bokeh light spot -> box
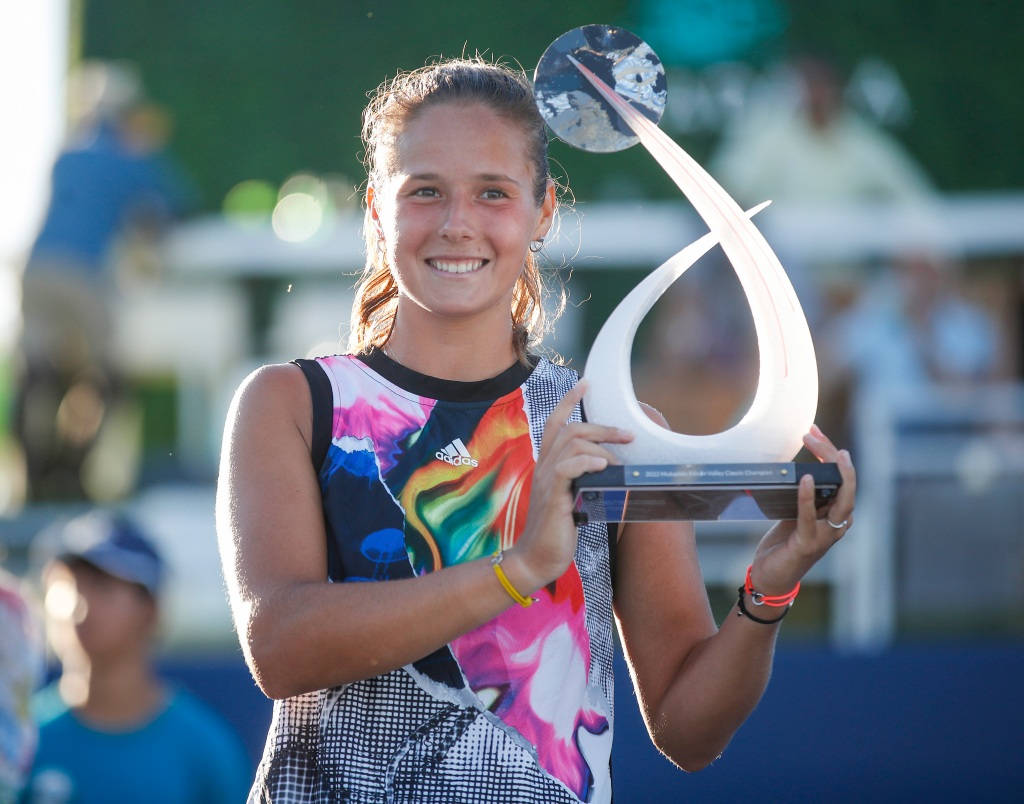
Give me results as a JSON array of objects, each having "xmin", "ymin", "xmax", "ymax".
[
  {"xmin": 223, "ymin": 179, "xmax": 277, "ymax": 225},
  {"xmin": 272, "ymin": 192, "xmax": 324, "ymax": 242}
]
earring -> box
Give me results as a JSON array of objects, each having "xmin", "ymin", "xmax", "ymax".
[{"xmin": 529, "ymin": 238, "xmax": 544, "ymax": 253}]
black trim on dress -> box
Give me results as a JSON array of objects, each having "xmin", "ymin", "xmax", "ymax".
[
  {"xmin": 292, "ymin": 358, "xmax": 332, "ymax": 472},
  {"xmin": 358, "ymin": 347, "xmax": 537, "ymax": 403}
]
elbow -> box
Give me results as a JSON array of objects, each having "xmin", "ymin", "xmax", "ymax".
[
  {"xmin": 245, "ymin": 629, "xmax": 292, "ymax": 700},
  {"xmin": 243, "ymin": 609, "xmax": 311, "ymax": 700},
  {"xmin": 650, "ymin": 728, "xmax": 730, "ymax": 774},
  {"xmin": 248, "ymin": 654, "xmax": 296, "ymax": 701},
  {"xmin": 673, "ymin": 751, "xmax": 722, "ymax": 774}
]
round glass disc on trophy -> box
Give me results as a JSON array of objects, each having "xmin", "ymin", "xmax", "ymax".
[{"xmin": 534, "ymin": 24, "xmax": 667, "ymax": 153}]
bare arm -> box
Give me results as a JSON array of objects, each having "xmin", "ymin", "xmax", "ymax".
[
  {"xmin": 216, "ymin": 367, "xmax": 629, "ymax": 698},
  {"xmin": 615, "ymin": 416, "xmax": 857, "ymax": 770}
]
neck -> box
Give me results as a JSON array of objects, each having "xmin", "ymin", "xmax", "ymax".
[
  {"xmin": 59, "ymin": 652, "xmax": 165, "ymax": 728},
  {"xmin": 385, "ymin": 304, "xmax": 520, "ymax": 381}
]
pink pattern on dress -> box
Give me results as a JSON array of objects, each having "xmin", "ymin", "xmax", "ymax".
[
  {"xmin": 321, "ymin": 356, "xmax": 432, "ymax": 474},
  {"xmin": 450, "ymin": 564, "xmax": 608, "ymax": 800}
]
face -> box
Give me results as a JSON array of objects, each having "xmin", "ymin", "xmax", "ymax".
[
  {"xmin": 368, "ymin": 101, "xmax": 555, "ymax": 329},
  {"xmin": 43, "ymin": 559, "xmax": 155, "ymax": 665}
]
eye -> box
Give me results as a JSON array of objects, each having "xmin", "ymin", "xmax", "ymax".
[
  {"xmin": 410, "ymin": 186, "xmax": 439, "ymax": 198},
  {"xmin": 481, "ymin": 188, "xmax": 509, "ymax": 200}
]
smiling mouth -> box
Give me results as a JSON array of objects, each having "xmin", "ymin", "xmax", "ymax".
[{"xmin": 427, "ymin": 258, "xmax": 488, "ymax": 274}]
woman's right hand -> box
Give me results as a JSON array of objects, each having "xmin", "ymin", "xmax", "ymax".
[{"xmin": 509, "ymin": 380, "xmax": 634, "ymax": 591}]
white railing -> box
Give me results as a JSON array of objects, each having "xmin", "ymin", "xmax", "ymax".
[{"xmin": 162, "ymin": 192, "xmax": 1024, "ymax": 275}]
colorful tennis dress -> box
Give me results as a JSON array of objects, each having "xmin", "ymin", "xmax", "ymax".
[{"xmin": 249, "ymin": 350, "xmax": 615, "ymax": 803}]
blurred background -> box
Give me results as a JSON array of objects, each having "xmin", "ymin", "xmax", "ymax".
[{"xmin": 1, "ymin": 0, "xmax": 1021, "ymax": 801}]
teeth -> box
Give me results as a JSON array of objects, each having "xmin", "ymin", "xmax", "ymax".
[{"xmin": 430, "ymin": 259, "xmax": 485, "ymax": 274}]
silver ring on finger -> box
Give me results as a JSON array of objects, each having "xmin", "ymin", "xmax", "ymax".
[{"xmin": 826, "ymin": 518, "xmax": 848, "ymax": 530}]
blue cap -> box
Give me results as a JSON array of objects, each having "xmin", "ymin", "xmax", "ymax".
[{"xmin": 56, "ymin": 511, "xmax": 164, "ymax": 597}]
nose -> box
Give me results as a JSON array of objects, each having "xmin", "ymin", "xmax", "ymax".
[{"xmin": 439, "ymin": 194, "xmax": 474, "ymax": 241}]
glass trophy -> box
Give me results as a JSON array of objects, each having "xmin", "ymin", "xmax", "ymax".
[{"xmin": 534, "ymin": 25, "xmax": 842, "ymax": 523}]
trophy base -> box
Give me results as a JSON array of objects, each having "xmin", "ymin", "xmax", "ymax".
[{"xmin": 571, "ymin": 462, "xmax": 842, "ymax": 523}]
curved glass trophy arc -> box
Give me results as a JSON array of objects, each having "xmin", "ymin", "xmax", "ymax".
[
  {"xmin": 570, "ymin": 53, "xmax": 817, "ymax": 464},
  {"xmin": 536, "ymin": 26, "xmax": 837, "ymax": 522},
  {"xmin": 534, "ymin": 29, "xmax": 816, "ymax": 464}
]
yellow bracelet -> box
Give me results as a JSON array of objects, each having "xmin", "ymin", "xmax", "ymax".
[{"xmin": 490, "ymin": 551, "xmax": 536, "ymax": 607}]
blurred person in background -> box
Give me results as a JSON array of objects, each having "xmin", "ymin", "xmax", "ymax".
[
  {"xmin": 710, "ymin": 54, "xmax": 936, "ymax": 313},
  {"xmin": 21, "ymin": 511, "xmax": 250, "ymax": 803},
  {"xmin": 0, "ymin": 564, "xmax": 43, "ymax": 804},
  {"xmin": 217, "ymin": 56, "xmax": 857, "ymax": 802},
  {"xmin": 707, "ymin": 53, "xmax": 947, "ymax": 442},
  {"xmin": 817, "ymin": 250, "xmax": 1001, "ymax": 434},
  {"xmin": 11, "ymin": 61, "xmax": 192, "ymax": 504}
]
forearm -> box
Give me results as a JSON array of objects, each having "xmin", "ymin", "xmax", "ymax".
[
  {"xmin": 239, "ymin": 549, "xmax": 536, "ymax": 698},
  {"xmin": 652, "ymin": 594, "xmax": 782, "ymax": 770},
  {"xmin": 617, "ymin": 428, "xmax": 857, "ymax": 772}
]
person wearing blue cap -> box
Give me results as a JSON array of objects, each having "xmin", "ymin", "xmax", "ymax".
[{"xmin": 20, "ymin": 511, "xmax": 251, "ymax": 804}]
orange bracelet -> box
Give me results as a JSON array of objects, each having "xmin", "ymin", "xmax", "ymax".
[{"xmin": 744, "ymin": 565, "xmax": 800, "ymax": 608}]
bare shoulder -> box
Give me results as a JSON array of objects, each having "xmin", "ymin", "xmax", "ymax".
[
  {"xmin": 217, "ymin": 361, "xmax": 327, "ymax": 586},
  {"xmin": 227, "ymin": 362, "xmax": 314, "ymax": 449},
  {"xmin": 232, "ymin": 362, "xmax": 310, "ymax": 410}
]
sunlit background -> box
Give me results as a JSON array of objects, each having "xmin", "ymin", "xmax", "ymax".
[{"xmin": 2, "ymin": 1, "xmax": 1022, "ymax": 800}]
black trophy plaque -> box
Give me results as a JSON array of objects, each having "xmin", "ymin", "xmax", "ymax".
[{"xmin": 571, "ymin": 463, "xmax": 842, "ymax": 524}]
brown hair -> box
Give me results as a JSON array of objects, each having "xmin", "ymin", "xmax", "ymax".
[{"xmin": 348, "ymin": 56, "xmax": 561, "ymax": 363}]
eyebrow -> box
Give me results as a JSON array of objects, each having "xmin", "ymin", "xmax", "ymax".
[{"xmin": 407, "ymin": 172, "xmax": 522, "ymax": 186}]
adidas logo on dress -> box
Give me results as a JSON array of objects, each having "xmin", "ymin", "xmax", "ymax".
[{"xmin": 435, "ymin": 438, "xmax": 479, "ymax": 467}]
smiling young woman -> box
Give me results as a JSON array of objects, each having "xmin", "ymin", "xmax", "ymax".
[
  {"xmin": 365, "ymin": 100, "xmax": 556, "ymax": 378},
  {"xmin": 216, "ymin": 56, "xmax": 857, "ymax": 804}
]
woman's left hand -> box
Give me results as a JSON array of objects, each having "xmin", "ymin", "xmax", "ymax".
[{"xmin": 747, "ymin": 424, "xmax": 857, "ymax": 595}]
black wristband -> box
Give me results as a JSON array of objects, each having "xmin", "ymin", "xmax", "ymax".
[{"xmin": 736, "ymin": 585, "xmax": 790, "ymax": 624}]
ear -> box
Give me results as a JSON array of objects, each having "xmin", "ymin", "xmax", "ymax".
[
  {"xmin": 366, "ymin": 184, "xmax": 390, "ymax": 250},
  {"xmin": 366, "ymin": 184, "xmax": 382, "ymax": 229},
  {"xmin": 532, "ymin": 181, "xmax": 556, "ymax": 241}
]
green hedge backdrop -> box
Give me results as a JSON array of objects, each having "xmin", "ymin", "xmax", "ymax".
[{"xmin": 81, "ymin": 0, "xmax": 1023, "ymax": 211}]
